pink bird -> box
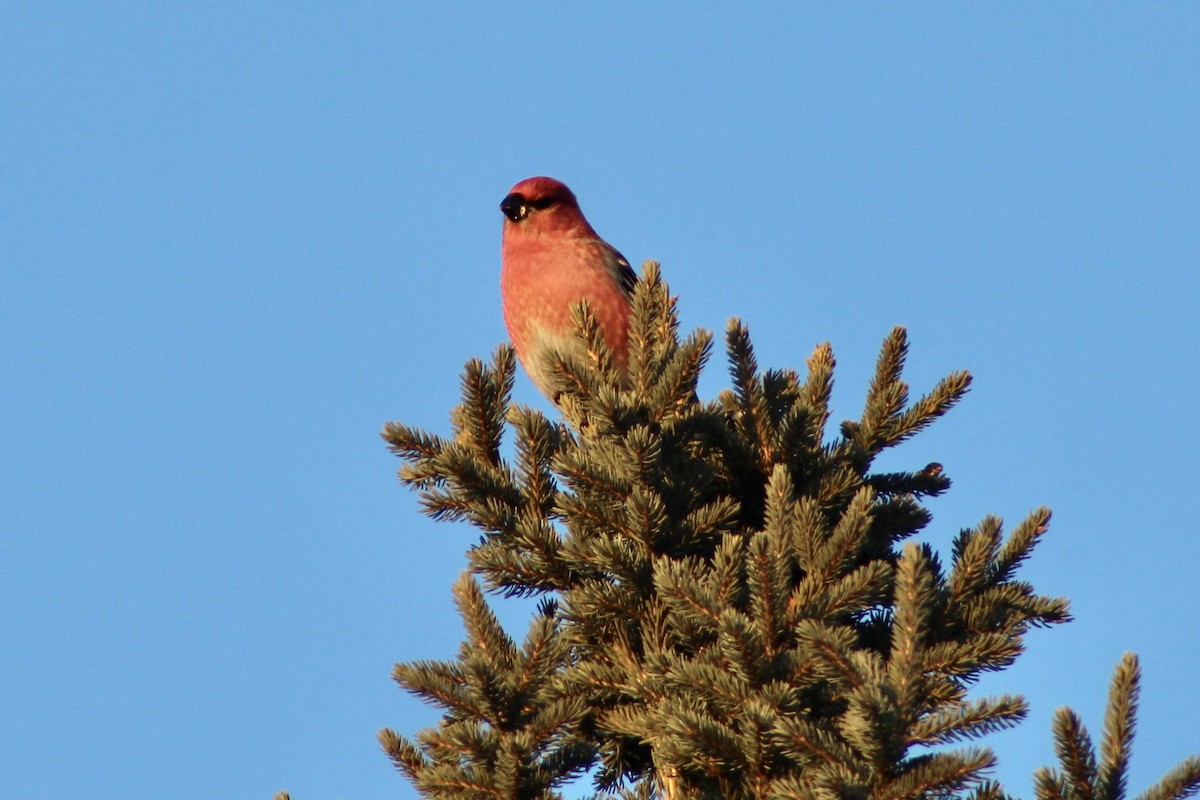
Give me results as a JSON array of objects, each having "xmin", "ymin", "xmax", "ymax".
[{"xmin": 499, "ymin": 176, "xmax": 636, "ymax": 402}]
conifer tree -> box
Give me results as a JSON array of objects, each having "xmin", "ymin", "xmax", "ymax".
[{"xmin": 371, "ymin": 263, "xmax": 1199, "ymax": 800}]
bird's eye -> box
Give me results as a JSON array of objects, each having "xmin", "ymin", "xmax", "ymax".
[{"xmin": 530, "ymin": 196, "xmax": 557, "ymax": 210}]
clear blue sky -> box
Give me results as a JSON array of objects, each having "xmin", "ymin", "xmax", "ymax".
[{"xmin": 3, "ymin": 5, "xmax": 1197, "ymax": 799}]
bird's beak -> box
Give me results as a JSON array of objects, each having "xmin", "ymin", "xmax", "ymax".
[{"xmin": 499, "ymin": 193, "xmax": 528, "ymax": 222}]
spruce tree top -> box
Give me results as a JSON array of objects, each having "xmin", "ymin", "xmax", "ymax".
[{"xmin": 369, "ymin": 263, "xmax": 1197, "ymax": 800}]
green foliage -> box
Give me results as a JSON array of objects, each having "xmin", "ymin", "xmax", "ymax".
[
  {"xmin": 376, "ymin": 262, "xmax": 1193, "ymax": 800},
  {"xmin": 379, "ymin": 575, "xmax": 594, "ymax": 800},
  {"xmin": 1034, "ymin": 654, "xmax": 1200, "ymax": 800}
]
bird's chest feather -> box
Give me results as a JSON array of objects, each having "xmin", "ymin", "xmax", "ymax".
[{"xmin": 501, "ymin": 237, "xmax": 618, "ymax": 334}]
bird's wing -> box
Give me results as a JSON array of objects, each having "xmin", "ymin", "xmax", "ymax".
[{"xmin": 607, "ymin": 248, "xmax": 638, "ymax": 298}]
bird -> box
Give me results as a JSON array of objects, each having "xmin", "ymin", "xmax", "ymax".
[{"xmin": 499, "ymin": 176, "xmax": 636, "ymax": 402}]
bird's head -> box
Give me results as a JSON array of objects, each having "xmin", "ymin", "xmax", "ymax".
[{"xmin": 499, "ymin": 176, "xmax": 592, "ymax": 236}]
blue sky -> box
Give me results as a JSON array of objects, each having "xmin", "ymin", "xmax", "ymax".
[{"xmin": 3, "ymin": 4, "xmax": 1198, "ymax": 799}]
